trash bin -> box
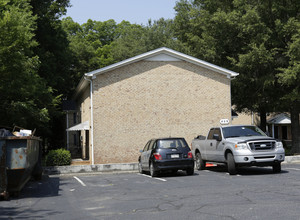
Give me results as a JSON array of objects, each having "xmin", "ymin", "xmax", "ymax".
[{"xmin": 0, "ymin": 136, "xmax": 42, "ymax": 199}]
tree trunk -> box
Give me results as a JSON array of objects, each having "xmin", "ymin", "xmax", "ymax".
[
  {"xmin": 259, "ymin": 109, "xmax": 267, "ymax": 132},
  {"xmin": 290, "ymin": 106, "xmax": 300, "ymax": 154}
]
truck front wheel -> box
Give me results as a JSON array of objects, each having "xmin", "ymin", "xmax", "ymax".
[
  {"xmin": 227, "ymin": 153, "xmax": 237, "ymax": 175},
  {"xmin": 196, "ymin": 152, "xmax": 206, "ymax": 170},
  {"xmin": 272, "ymin": 163, "xmax": 281, "ymax": 173}
]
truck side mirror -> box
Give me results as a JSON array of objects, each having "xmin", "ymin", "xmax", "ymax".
[{"xmin": 213, "ymin": 134, "xmax": 221, "ymax": 141}]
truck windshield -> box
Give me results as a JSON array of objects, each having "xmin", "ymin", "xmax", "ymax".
[{"xmin": 222, "ymin": 126, "xmax": 267, "ymax": 138}]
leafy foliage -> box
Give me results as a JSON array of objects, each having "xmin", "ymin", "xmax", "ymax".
[
  {"xmin": 173, "ymin": 0, "xmax": 300, "ymax": 151},
  {"xmin": 2, "ymin": 0, "xmax": 299, "ymax": 153},
  {"xmin": 45, "ymin": 148, "xmax": 72, "ymax": 166},
  {"xmin": 174, "ymin": 0, "xmax": 299, "ymax": 123},
  {"xmin": 62, "ymin": 17, "xmax": 187, "ymax": 76},
  {"xmin": 29, "ymin": 0, "xmax": 72, "ymax": 148},
  {"xmin": 0, "ymin": 0, "xmax": 53, "ymax": 131},
  {"xmin": 30, "ymin": 0, "xmax": 72, "ymax": 97}
]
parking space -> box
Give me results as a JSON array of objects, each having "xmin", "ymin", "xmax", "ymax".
[{"xmin": 1, "ymin": 164, "xmax": 300, "ymax": 220}]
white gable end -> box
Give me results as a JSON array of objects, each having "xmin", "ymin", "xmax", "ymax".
[
  {"xmin": 145, "ymin": 54, "xmax": 181, "ymax": 61},
  {"xmin": 268, "ymin": 113, "xmax": 291, "ymax": 124},
  {"xmin": 73, "ymin": 47, "xmax": 239, "ymax": 99}
]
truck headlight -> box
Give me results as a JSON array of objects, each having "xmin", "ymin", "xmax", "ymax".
[
  {"xmin": 235, "ymin": 143, "xmax": 248, "ymax": 150},
  {"xmin": 275, "ymin": 141, "xmax": 283, "ymax": 149}
]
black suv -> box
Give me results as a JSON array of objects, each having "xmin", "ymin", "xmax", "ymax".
[{"xmin": 138, "ymin": 137, "xmax": 194, "ymax": 177}]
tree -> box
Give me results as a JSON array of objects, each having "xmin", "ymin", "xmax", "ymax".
[
  {"xmin": 173, "ymin": 0, "xmax": 300, "ymax": 133},
  {"xmin": 62, "ymin": 18, "xmax": 118, "ymax": 77},
  {"xmin": 278, "ymin": 25, "xmax": 300, "ymax": 153},
  {"xmin": 0, "ymin": 0, "xmax": 55, "ymax": 132},
  {"xmin": 111, "ymin": 19, "xmax": 186, "ymax": 62},
  {"xmin": 111, "ymin": 21, "xmax": 148, "ymax": 62},
  {"xmin": 145, "ymin": 18, "xmax": 187, "ymax": 52},
  {"xmin": 62, "ymin": 18, "xmax": 186, "ymax": 78},
  {"xmin": 30, "ymin": 0, "xmax": 72, "ymax": 96},
  {"xmin": 30, "ymin": 0, "xmax": 72, "ymax": 148}
]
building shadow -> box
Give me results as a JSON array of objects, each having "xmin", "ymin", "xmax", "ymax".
[
  {"xmin": 203, "ymin": 164, "xmax": 289, "ymax": 176},
  {"xmin": 0, "ymin": 175, "xmax": 63, "ymax": 219}
]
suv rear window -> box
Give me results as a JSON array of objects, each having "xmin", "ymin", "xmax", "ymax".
[{"xmin": 157, "ymin": 139, "xmax": 187, "ymax": 149}]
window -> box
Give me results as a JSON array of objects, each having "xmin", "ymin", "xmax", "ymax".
[
  {"xmin": 207, "ymin": 129, "xmax": 214, "ymax": 140},
  {"xmin": 152, "ymin": 141, "xmax": 157, "ymax": 150},
  {"xmin": 149, "ymin": 140, "xmax": 155, "ymax": 150},
  {"xmin": 222, "ymin": 126, "xmax": 266, "ymax": 138},
  {"xmin": 143, "ymin": 141, "xmax": 150, "ymax": 152},
  {"xmin": 214, "ymin": 128, "xmax": 222, "ymax": 140},
  {"xmin": 157, "ymin": 139, "xmax": 188, "ymax": 149}
]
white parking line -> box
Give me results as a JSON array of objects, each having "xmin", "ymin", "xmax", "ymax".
[
  {"xmin": 74, "ymin": 176, "xmax": 86, "ymax": 186},
  {"xmin": 137, "ymin": 173, "xmax": 167, "ymax": 182}
]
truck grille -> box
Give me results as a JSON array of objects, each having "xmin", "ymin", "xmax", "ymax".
[{"xmin": 248, "ymin": 141, "xmax": 276, "ymax": 151}]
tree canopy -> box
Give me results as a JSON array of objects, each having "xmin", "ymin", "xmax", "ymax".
[
  {"xmin": 173, "ymin": 0, "xmax": 300, "ymax": 152},
  {"xmin": 0, "ymin": 0, "xmax": 54, "ymax": 133},
  {"xmin": 62, "ymin": 17, "xmax": 186, "ymax": 76},
  {"xmin": 1, "ymin": 0, "xmax": 299, "ymax": 152}
]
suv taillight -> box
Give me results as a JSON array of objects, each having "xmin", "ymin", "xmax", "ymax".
[
  {"xmin": 153, "ymin": 153, "xmax": 162, "ymax": 160},
  {"xmin": 188, "ymin": 151, "xmax": 193, "ymax": 159}
]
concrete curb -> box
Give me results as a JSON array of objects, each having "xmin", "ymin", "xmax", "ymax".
[
  {"xmin": 282, "ymin": 155, "xmax": 300, "ymax": 164},
  {"xmin": 43, "ymin": 162, "xmax": 138, "ymax": 175},
  {"xmin": 43, "ymin": 156, "xmax": 300, "ymax": 175}
]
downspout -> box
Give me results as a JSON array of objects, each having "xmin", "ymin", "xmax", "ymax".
[
  {"xmin": 66, "ymin": 111, "xmax": 69, "ymax": 150},
  {"xmin": 84, "ymin": 76, "xmax": 95, "ymax": 165}
]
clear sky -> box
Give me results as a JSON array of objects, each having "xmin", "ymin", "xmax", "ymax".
[{"xmin": 63, "ymin": 0, "xmax": 178, "ymax": 25}]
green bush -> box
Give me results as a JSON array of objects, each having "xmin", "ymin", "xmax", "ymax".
[{"xmin": 45, "ymin": 148, "xmax": 72, "ymax": 166}]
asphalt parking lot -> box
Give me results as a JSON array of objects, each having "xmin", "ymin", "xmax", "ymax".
[{"xmin": 1, "ymin": 164, "xmax": 300, "ymax": 220}]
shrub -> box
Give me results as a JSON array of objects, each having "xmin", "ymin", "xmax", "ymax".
[{"xmin": 45, "ymin": 148, "xmax": 72, "ymax": 166}]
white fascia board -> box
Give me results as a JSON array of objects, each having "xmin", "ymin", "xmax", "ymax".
[
  {"xmin": 73, "ymin": 47, "xmax": 239, "ymax": 98},
  {"xmin": 84, "ymin": 48, "xmax": 167, "ymax": 77},
  {"xmin": 85, "ymin": 47, "xmax": 239, "ymax": 78},
  {"xmin": 163, "ymin": 48, "xmax": 239, "ymax": 78}
]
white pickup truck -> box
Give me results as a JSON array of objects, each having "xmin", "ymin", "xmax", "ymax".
[{"xmin": 191, "ymin": 125, "xmax": 285, "ymax": 175}]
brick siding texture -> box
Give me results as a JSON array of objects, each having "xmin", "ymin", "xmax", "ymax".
[{"xmin": 86, "ymin": 61, "xmax": 231, "ymax": 164}]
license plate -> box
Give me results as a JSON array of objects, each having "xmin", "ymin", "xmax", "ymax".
[{"xmin": 171, "ymin": 154, "xmax": 179, "ymax": 159}]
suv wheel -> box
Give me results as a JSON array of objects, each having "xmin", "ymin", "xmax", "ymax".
[
  {"xmin": 150, "ymin": 161, "xmax": 157, "ymax": 177},
  {"xmin": 227, "ymin": 153, "xmax": 237, "ymax": 175},
  {"xmin": 196, "ymin": 152, "xmax": 206, "ymax": 170},
  {"xmin": 186, "ymin": 168, "xmax": 194, "ymax": 175},
  {"xmin": 138, "ymin": 160, "xmax": 144, "ymax": 174}
]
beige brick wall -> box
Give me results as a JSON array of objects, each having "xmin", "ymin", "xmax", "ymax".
[
  {"xmin": 88, "ymin": 61, "xmax": 231, "ymax": 164},
  {"xmin": 231, "ymin": 111, "xmax": 260, "ymax": 126},
  {"xmin": 231, "ymin": 111, "xmax": 253, "ymax": 125}
]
